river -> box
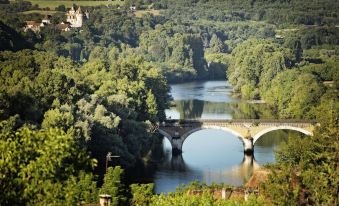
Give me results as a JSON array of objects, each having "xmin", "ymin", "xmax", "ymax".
[{"xmin": 133, "ymin": 80, "xmax": 303, "ymax": 193}]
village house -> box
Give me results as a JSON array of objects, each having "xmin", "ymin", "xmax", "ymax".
[
  {"xmin": 24, "ymin": 15, "xmax": 52, "ymax": 32},
  {"xmin": 130, "ymin": 5, "xmax": 137, "ymax": 11},
  {"xmin": 55, "ymin": 22, "xmax": 71, "ymax": 31},
  {"xmin": 24, "ymin": 21, "xmax": 42, "ymax": 32},
  {"xmin": 41, "ymin": 15, "xmax": 51, "ymax": 24}
]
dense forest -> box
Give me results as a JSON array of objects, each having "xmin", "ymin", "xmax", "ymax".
[{"xmin": 0, "ymin": 0, "xmax": 338, "ymax": 205}]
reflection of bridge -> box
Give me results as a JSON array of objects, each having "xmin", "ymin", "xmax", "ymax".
[
  {"xmin": 165, "ymin": 154, "xmax": 260, "ymax": 182},
  {"xmin": 157, "ymin": 119, "xmax": 316, "ymax": 154}
]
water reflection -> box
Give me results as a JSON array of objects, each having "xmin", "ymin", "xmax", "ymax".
[
  {"xmin": 167, "ymin": 100, "xmax": 277, "ymax": 120},
  {"xmin": 170, "ymin": 81, "xmax": 237, "ymax": 102},
  {"xmin": 155, "ymin": 151, "xmax": 260, "ymax": 193},
  {"xmin": 161, "ymin": 154, "xmax": 188, "ymax": 172},
  {"xmin": 254, "ymin": 130, "xmax": 305, "ymax": 164}
]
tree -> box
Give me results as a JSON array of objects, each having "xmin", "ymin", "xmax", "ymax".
[
  {"xmin": 41, "ymin": 107, "xmax": 74, "ymax": 132},
  {"xmin": 64, "ymin": 171, "xmax": 99, "ymax": 205},
  {"xmin": 146, "ymin": 89, "xmax": 158, "ymax": 121},
  {"xmin": 0, "ymin": 0, "xmax": 10, "ymax": 4},
  {"xmin": 55, "ymin": 4, "xmax": 66, "ymax": 12},
  {"xmin": 99, "ymin": 166, "xmax": 126, "ymax": 206},
  {"xmin": 208, "ymin": 34, "xmax": 227, "ymax": 53},
  {"xmin": 130, "ymin": 183, "xmax": 154, "ymax": 206},
  {"xmin": 228, "ymin": 39, "xmax": 291, "ymax": 99},
  {"xmin": 286, "ymin": 73, "xmax": 324, "ymax": 118},
  {"xmin": 262, "ymin": 70, "xmax": 299, "ymax": 118},
  {"xmin": 0, "ymin": 122, "xmax": 94, "ymax": 205}
]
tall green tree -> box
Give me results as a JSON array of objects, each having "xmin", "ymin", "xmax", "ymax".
[
  {"xmin": 208, "ymin": 34, "xmax": 227, "ymax": 53},
  {"xmin": 0, "ymin": 121, "xmax": 94, "ymax": 205},
  {"xmin": 99, "ymin": 166, "xmax": 126, "ymax": 206}
]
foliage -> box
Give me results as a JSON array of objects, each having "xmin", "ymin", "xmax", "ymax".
[
  {"xmin": 0, "ymin": 47, "xmax": 170, "ymax": 203},
  {"xmin": 262, "ymin": 120, "xmax": 339, "ymax": 205},
  {"xmin": 130, "ymin": 183, "xmax": 154, "ymax": 206},
  {"xmin": 228, "ymin": 36, "xmax": 338, "ymax": 119},
  {"xmin": 129, "ymin": 182, "xmax": 266, "ymax": 206},
  {"xmin": 261, "ymin": 86, "xmax": 339, "ymax": 204},
  {"xmin": 64, "ymin": 171, "xmax": 99, "ymax": 205},
  {"xmin": 228, "ymin": 39, "xmax": 292, "ymax": 99},
  {"xmin": 25, "ymin": 1, "xmax": 123, "ymax": 10},
  {"xmin": 0, "ymin": 121, "xmax": 95, "ymax": 205},
  {"xmin": 99, "ymin": 166, "xmax": 126, "ymax": 206}
]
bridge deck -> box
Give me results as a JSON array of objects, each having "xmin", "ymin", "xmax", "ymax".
[{"xmin": 163, "ymin": 119, "xmax": 316, "ymax": 124}]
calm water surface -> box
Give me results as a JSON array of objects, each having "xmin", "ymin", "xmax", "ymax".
[{"xmin": 150, "ymin": 81, "xmax": 299, "ymax": 193}]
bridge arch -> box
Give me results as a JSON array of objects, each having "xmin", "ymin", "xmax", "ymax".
[
  {"xmin": 158, "ymin": 126, "xmax": 250, "ymax": 155},
  {"xmin": 252, "ymin": 125, "xmax": 313, "ymax": 144},
  {"xmin": 158, "ymin": 129, "xmax": 173, "ymax": 142},
  {"xmin": 180, "ymin": 126, "xmax": 246, "ymax": 146},
  {"xmin": 158, "ymin": 127, "xmax": 246, "ymax": 151}
]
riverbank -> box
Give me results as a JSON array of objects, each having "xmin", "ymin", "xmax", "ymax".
[
  {"xmin": 129, "ymin": 168, "xmax": 270, "ymax": 205},
  {"xmin": 185, "ymin": 168, "xmax": 270, "ymax": 200}
]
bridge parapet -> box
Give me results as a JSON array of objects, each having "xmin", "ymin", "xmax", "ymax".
[{"xmin": 162, "ymin": 119, "xmax": 316, "ymax": 125}]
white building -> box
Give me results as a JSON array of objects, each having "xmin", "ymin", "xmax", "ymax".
[
  {"xmin": 66, "ymin": 6, "xmax": 89, "ymax": 28},
  {"xmin": 42, "ymin": 15, "xmax": 51, "ymax": 24}
]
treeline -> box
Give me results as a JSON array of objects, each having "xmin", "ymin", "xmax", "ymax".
[
  {"xmin": 157, "ymin": 0, "xmax": 339, "ymax": 26},
  {"xmin": 227, "ymin": 36, "xmax": 338, "ymax": 118},
  {"xmin": 0, "ymin": 0, "xmax": 275, "ymax": 83},
  {"xmin": 1, "ymin": 0, "xmax": 337, "ymax": 83}
]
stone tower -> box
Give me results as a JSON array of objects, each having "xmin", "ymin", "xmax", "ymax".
[
  {"xmin": 85, "ymin": 10, "xmax": 90, "ymax": 19},
  {"xmin": 75, "ymin": 6, "xmax": 83, "ymax": 27}
]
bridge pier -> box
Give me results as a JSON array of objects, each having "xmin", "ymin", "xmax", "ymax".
[
  {"xmin": 171, "ymin": 138, "xmax": 183, "ymax": 155},
  {"xmin": 242, "ymin": 154, "xmax": 254, "ymax": 166},
  {"xmin": 170, "ymin": 154, "xmax": 186, "ymax": 171},
  {"xmin": 172, "ymin": 148, "xmax": 182, "ymax": 155},
  {"xmin": 243, "ymin": 138, "xmax": 254, "ymax": 155}
]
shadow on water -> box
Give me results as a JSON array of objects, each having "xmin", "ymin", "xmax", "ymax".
[{"xmin": 176, "ymin": 99, "xmax": 205, "ymax": 119}]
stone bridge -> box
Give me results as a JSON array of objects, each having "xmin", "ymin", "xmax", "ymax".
[{"xmin": 157, "ymin": 119, "xmax": 317, "ymax": 155}]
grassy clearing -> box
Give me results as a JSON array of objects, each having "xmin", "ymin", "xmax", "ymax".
[
  {"xmin": 134, "ymin": 9, "xmax": 163, "ymax": 18},
  {"xmin": 25, "ymin": 0, "xmax": 123, "ymax": 9}
]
